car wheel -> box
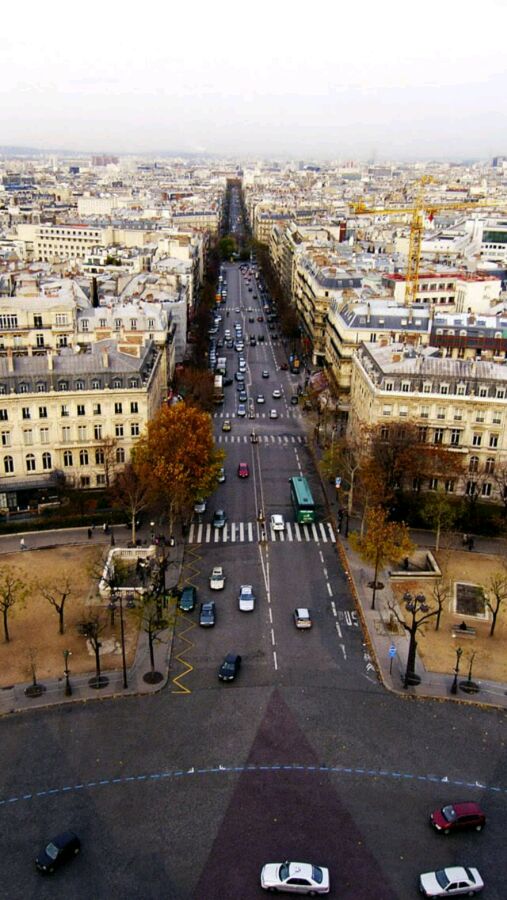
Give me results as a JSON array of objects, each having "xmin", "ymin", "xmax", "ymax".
[
  {"xmin": 74, "ymin": 847, "xmax": 80, "ymax": 854},
  {"xmin": 475, "ymin": 824, "xmax": 483, "ymax": 831},
  {"xmin": 48, "ymin": 867, "xmax": 55, "ymax": 874},
  {"xmin": 443, "ymin": 828, "xmax": 451, "ymax": 834}
]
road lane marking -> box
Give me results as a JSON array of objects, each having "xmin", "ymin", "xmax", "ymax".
[
  {"xmin": 268, "ymin": 607, "xmax": 273, "ymax": 623},
  {"xmin": 270, "ymin": 628, "xmax": 275, "ymax": 646},
  {"xmin": 319, "ymin": 523, "xmax": 328, "ymax": 542},
  {"xmin": 188, "ymin": 524, "xmax": 195, "ymax": 543},
  {"xmin": 295, "ymin": 524, "xmax": 302, "ymax": 541},
  {"xmin": 247, "ymin": 522, "xmax": 253, "ymax": 541},
  {"xmin": 327, "ymin": 582, "xmax": 333, "ymax": 596},
  {"xmin": 340, "ymin": 643, "xmax": 347, "ymax": 659},
  {"xmin": 239, "ymin": 522, "xmax": 244, "ymax": 541},
  {"xmin": 273, "ymin": 650, "xmax": 278, "ymax": 670},
  {"xmin": 331, "ymin": 601, "xmax": 337, "ymax": 617},
  {"xmin": 205, "ymin": 524, "xmax": 211, "ymax": 542},
  {"xmin": 336, "ymin": 622, "xmax": 342, "ymax": 638}
]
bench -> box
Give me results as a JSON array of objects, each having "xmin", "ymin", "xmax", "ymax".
[{"xmin": 451, "ymin": 624, "xmax": 477, "ymax": 639}]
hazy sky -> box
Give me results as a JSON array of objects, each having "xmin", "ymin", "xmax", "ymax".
[{"xmin": 2, "ymin": 0, "xmax": 507, "ymax": 159}]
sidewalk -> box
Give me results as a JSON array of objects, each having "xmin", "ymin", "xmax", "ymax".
[{"xmin": 0, "ymin": 525, "xmax": 184, "ymax": 716}]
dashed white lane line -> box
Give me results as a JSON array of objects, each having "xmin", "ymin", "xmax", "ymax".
[
  {"xmin": 340, "ymin": 643, "xmax": 347, "ymax": 659},
  {"xmin": 270, "ymin": 628, "xmax": 276, "ymax": 647},
  {"xmin": 273, "ymin": 650, "xmax": 278, "ymax": 670},
  {"xmin": 335, "ymin": 622, "xmax": 342, "ymax": 638},
  {"xmin": 331, "ymin": 601, "xmax": 337, "ymax": 617},
  {"xmin": 323, "ymin": 568, "xmax": 328, "ymax": 578},
  {"xmin": 326, "ymin": 582, "xmax": 333, "ymax": 596},
  {"xmin": 268, "ymin": 607, "xmax": 273, "ymax": 624}
]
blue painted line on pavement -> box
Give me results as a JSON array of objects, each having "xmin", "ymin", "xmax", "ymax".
[{"xmin": 1, "ymin": 763, "xmax": 506, "ymax": 809}]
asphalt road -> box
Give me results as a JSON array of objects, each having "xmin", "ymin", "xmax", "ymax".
[{"xmin": 0, "ymin": 261, "xmax": 506, "ymax": 899}]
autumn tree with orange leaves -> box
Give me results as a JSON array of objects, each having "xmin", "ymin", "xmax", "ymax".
[{"xmin": 134, "ymin": 404, "xmax": 224, "ymax": 531}]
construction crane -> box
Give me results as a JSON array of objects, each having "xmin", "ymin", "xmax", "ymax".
[{"xmin": 352, "ymin": 178, "xmax": 504, "ymax": 306}]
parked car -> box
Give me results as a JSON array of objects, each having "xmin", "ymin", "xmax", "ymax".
[
  {"xmin": 212, "ymin": 509, "xmax": 227, "ymax": 529},
  {"xmin": 262, "ymin": 370, "xmax": 270, "ymax": 378},
  {"xmin": 199, "ymin": 601, "xmax": 216, "ymax": 627},
  {"xmin": 294, "ymin": 608, "xmax": 312, "ymax": 629},
  {"xmin": 35, "ymin": 831, "xmax": 81, "ymax": 874},
  {"xmin": 270, "ymin": 514, "xmax": 285, "ymax": 531},
  {"xmin": 238, "ymin": 462, "xmax": 249, "ymax": 478},
  {"xmin": 218, "ymin": 653, "xmax": 241, "ymax": 681},
  {"xmin": 256, "ymin": 394, "xmax": 265, "ymax": 404},
  {"xmin": 290, "ymin": 395, "xmax": 299, "ymax": 405},
  {"xmin": 280, "ymin": 362, "xmax": 289, "ymax": 371},
  {"xmin": 178, "ymin": 585, "xmax": 197, "ymax": 612},
  {"xmin": 419, "ymin": 866, "xmax": 484, "ymax": 897},
  {"xmin": 210, "ymin": 566, "xmax": 226, "ymax": 590},
  {"xmin": 193, "ymin": 498, "xmax": 207, "ymax": 515},
  {"xmin": 260, "ymin": 861, "xmax": 330, "ymax": 894},
  {"xmin": 237, "ymin": 404, "xmax": 246, "ymax": 417},
  {"xmin": 238, "ymin": 584, "xmax": 255, "ymax": 611},
  {"xmin": 430, "ymin": 802, "xmax": 486, "ymax": 833}
]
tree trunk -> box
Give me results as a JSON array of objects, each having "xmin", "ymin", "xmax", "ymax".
[
  {"xmin": 348, "ymin": 470, "xmax": 355, "ymax": 516},
  {"xmin": 490, "ymin": 610, "xmax": 498, "ymax": 637},
  {"xmin": 59, "ymin": 606, "xmax": 64, "ymax": 635},
  {"xmin": 3, "ymin": 608, "xmax": 10, "ymax": 643},
  {"xmin": 131, "ymin": 511, "xmax": 136, "ymax": 546},
  {"xmin": 435, "ymin": 520, "xmax": 441, "ymax": 552},
  {"xmin": 94, "ymin": 643, "xmax": 101, "ymax": 679},
  {"xmin": 435, "ymin": 607, "xmax": 442, "ymax": 631},
  {"xmin": 148, "ymin": 630, "xmax": 155, "ymax": 672},
  {"xmin": 405, "ymin": 631, "xmax": 418, "ymax": 682}
]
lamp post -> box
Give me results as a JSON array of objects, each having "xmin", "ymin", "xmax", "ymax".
[
  {"xmin": 451, "ymin": 646, "xmax": 463, "ymax": 695},
  {"xmin": 403, "ymin": 591, "xmax": 429, "ymax": 689},
  {"xmin": 150, "ymin": 521, "xmax": 155, "ymax": 543},
  {"xmin": 63, "ymin": 649, "xmax": 72, "ymax": 696}
]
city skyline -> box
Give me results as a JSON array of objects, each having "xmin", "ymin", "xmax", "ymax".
[{"xmin": 1, "ymin": 0, "xmax": 506, "ymax": 159}]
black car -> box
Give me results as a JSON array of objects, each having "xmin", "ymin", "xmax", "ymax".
[
  {"xmin": 290, "ymin": 395, "xmax": 299, "ymax": 405},
  {"xmin": 218, "ymin": 653, "xmax": 241, "ymax": 681},
  {"xmin": 178, "ymin": 585, "xmax": 197, "ymax": 612},
  {"xmin": 199, "ymin": 601, "xmax": 216, "ymax": 627},
  {"xmin": 35, "ymin": 831, "xmax": 81, "ymax": 874},
  {"xmin": 223, "ymin": 377, "xmax": 233, "ymax": 386}
]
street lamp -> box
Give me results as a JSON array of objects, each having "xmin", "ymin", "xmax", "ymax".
[
  {"xmin": 450, "ymin": 646, "xmax": 463, "ymax": 695},
  {"xmin": 63, "ymin": 649, "xmax": 72, "ymax": 696},
  {"xmin": 403, "ymin": 591, "xmax": 429, "ymax": 689},
  {"xmin": 150, "ymin": 521, "xmax": 155, "ymax": 543}
]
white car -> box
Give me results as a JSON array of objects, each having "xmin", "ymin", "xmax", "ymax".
[
  {"xmin": 269, "ymin": 409, "xmax": 278, "ymax": 419},
  {"xmin": 238, "ymin": 584, "xmax": 255, "ymax": 612},
  {"xmin": 270, "ymin": 514, "xmax": 285, "ymax": 531},
  {"xmin": 209, "ymin": 566, "xmax": 225, "ymax": 590},
  {"xmin": 272, "ymin": 389, "xmax": 282, "ymax": 399},
  {"xmin": 419, "ymin": 866, "xmax": 484, "ymax": 897},
  {"xmin": 194, "ymin": 498, "xmax": 206, "ymax": 515},
  {"xmin": 294, "ymin": 608, "xmax": 312, "ymax": 629},
  {"xmin": 261, "ymin": 861, "xmax": 330, "ymax": 894}
]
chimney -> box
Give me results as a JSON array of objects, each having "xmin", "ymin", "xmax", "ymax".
[
  {"xmin": 102, "ymin": 349, "xmax": 109, "ymax": 369},
  {"xmin": 47, "ymin": 351, "xmax": 53, "ymax": 371},
  {"xmin": 6, "ymin": 349, "xmax": 14, "ymax": 373},
  {"xmin": 91, "ymin": 277, "xmax": 99, "ymax": 308},
  {"xmin": 366, "ymin": 302, "xmax": 371, "ymax": 323}
]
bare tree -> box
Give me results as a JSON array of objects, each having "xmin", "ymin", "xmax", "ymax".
[
  {"xmin": 79, "ymin": 613, "xmax": 107, "ymax": 682},
  {"xmin": 431, "ymin": 577, "xmax": 451, "ymax": 631},
  {"xmin": 485, "ymin": 571, "xmax": 507, "ymax": 637},
  {"xmin": 25, "ymin": 646, "xmax": 40, "ymax": 688},
  {"xmin": 111, "ymin": 462, "xmax": 151, "ymax": 546},
  {"xmin": 0, "ymin": 568, "xmax": 28, "ymax": 642},
  {"xmin": 39, "ymin": 575, "xmax": 73, "ymax": 635},
  {"xmin": 136, "ymin": 593, "xmax": 170, "ymax": 680}
]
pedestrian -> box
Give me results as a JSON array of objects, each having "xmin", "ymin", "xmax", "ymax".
[
  {"xmin": 468, "ymin": 536, "xmax": 474, "ymax": 551},
  {"xmin": 87, "ymin": 528, "xmax": 93, "ymax": 539},
  {"xmin": 462, "ymin": 533, "xmax": 468, "ymax": 547},
  {"xmin": 20, "ymin": 537, "xmax": 26, "ymax": 551}
]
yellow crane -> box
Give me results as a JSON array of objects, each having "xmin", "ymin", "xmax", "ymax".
[{"xmin": 352, "ymin": 178, "xmax": 503, "ymax": 306}]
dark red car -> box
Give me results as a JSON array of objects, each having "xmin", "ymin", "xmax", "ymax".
[
  {"xmin": 237, "ymin": 462, "xmax": 249, "ymax": 478},
  {"xmin": 430, "ymin": 801, "xmax": 486, "ymax": 834},
  {"xmin": 280, "ymin": 362, "xmax": 289, "ymax": 371}
]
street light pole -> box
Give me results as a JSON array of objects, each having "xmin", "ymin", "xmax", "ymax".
[{"xmin": 63, "ymin": 649, "xmax": 72, "ymax": 696}]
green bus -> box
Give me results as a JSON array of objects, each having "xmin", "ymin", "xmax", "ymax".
[{"xmin": 289, "ymin": 475, "xmax": 316, "ymax": 524}]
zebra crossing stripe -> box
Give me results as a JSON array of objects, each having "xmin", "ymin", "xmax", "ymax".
[
  {"xmin": 205, "ymin": 524, "xmax": 211, "ymax": 542},
  {"xmin": 286, "ymin": 523, "xmax": 293, "ymax": 541},
  {"xmin": 294, "ymin": 523, "xmax": 302, "ymax": 541},
  {"xmin": 223, "ymin": 525, "xmax": 229, "ymax": 543},
  {"xmin": 328, "ymin": 523, "xmax": 336, "ymax": 541},
  {"xmin": 311, "ymin": 523, "xmax": 319, "ymax": 541},
  {"xmin": 231, "ymin": 523, "xmax": 236, "ymax": 542},
  {"xmin": 319, "ymin": 523, "xmax": 328, "ymax": 542},
  {"xmin": 239, "ymin": 522, "xmax": 244, "ymax": 541},
  {"xmin": 188, "ymin": 524, "xmax": 195, "ymax": 543},
  {"xmin": 248, "ymin": 522, "xmax": 253, "ymax": 541}
]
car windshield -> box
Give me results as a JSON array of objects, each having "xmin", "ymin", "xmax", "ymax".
[
  {"xmin": 223, "ymin": 660, "xmax": 234, "ymax": 671},
  {"xmin": 311, "ymin": 866, "xmax": 323, "ymax": 883},
  {"xmin": 279, "ymin": 863, "xmax": 290, "ymax": 881},
  {"xmin": 45, "ymin": 842, "xmax": 60, "ymax": 861},
  {"xmin": 435, "ymin": 870, "xmax": 451, "ymax": 889},
  {"xmin": 441, "ymin": 805, "xmax": 457, "ymax": 822}
]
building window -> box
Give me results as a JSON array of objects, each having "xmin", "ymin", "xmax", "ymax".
[
  {"xmin": 490, "ymin": 434, "xmax": 499, "ymax": 448},
  {"xmin": 450, "ymin": 429, "xmax": 461, "ymax": 446},
  {"xmin": 445, "ymin": 479, "xmax": 455, "ymax": 493},
  {"xmin": 401, "ymin": 382, "xmax": 410, "ymax": 392},
  {"xmin": 40, "ymin": 427, "xmax": 49, "ymax": 444},
  {"xmin": 93, "ymin": 403, "xmax": 101, "ymax": 415},
  {"xmin": 429, "ymin": 478, "xmax": 438, "ymax": 490},
  {"xmin": 34, "ymin": 315, "xmax": 43, "ymax": 327},
  {"xmin": 420, "ymin": 406, "xmax": 429, "ymax": 419},
  {"xmin": 63, "ymin": 450, "xmax": 73, "ymax": 467},
  {"xmin": 130, "ymin": 401, "xmax": 138, "ymax": 414},
  {"xmin": 113, "ymin": 379, "xmax": 122, "ymax": 389},
  {"xmin": 382, "ymin": 405, "xmax": 392, "ymax": 416},
  {"xmin": 22, "ymin": 407, "xmax": 31, "ymax": 420},
  {"xmin": 436, "ymin": 407, "xmax": 446, "ymax": 420},
  {"xmin": 492, "ymin": 412, "xmax": 502, "ymax": 425},
  {"xmin": 434, "ymin": 428, "xmax": 444, "ymax": 444},
  {"xmin": 129, "ymin": 378, "xmax": 139, "ymax": 389},
  {"xmin": 81, "ymin": 320, "xmax": 89, "ymax": 332},
  {"xmin": 115, "ymin": 447, "xmax": 125, "ymax": 463},
  {"xmin": 38, "ymin": 406, "xmax": 48, "ymax": 418},
  {"xmin": 75, "ymin": 380, "xmax": 85, "ymax": 391},
  {"xmin": 114, "ymin": 402, "xmax": 123, "ymax": 414},
  {"xmin": 79, "ymin": 449, "xmax": 89, "ymax": 466},
  {"xmin": 4, "ymin": 455, "xmax": 14, "ymax": 473},
  {"xmin": 95, "ymin": 448, "xmax": 104, "ymax": 465},
  {"xmin": 399, "ymin": 405, "xmax": 408, "ymax": 417},
  {"xmin": 94, "ymin": 425, "xmax": 102, "ymax": 440},
  {"xmin": 485, "ymin": 457, "xmax": 495, "ymax": 474},
  {"xmin": 380, "ymin": 425, "xmax": 389, "ymax": 441},
  {"xmin": 77, "ymin": 404, "xmax": 86, "ymax": 416},
  {"xmin": 1, "ymin": 431, "xmax": 10, "ymax": 447},
  {"xmin": 475, "ymin": 412, "xmax": 485, "ymax": 423},
  {"xmin": 114, "ymin": 319, "xmax": 122, "ymax": 331},
  {"xmin": 469, "ymin": 456, "xmax": 479, "ymax": 473},
  {"xmin": 78, "ymin": 426, "xmax": 87, "ymax": 441},
  {"xmin": 472, "ymin": 433, "xmax": 482, "ymax": 447},
  {"xmin": 130, "ymin": 423, "xmax": 140, "ymax": 437},
  {"xmin": 80, "ymin": 476, "xmax": 91, "ymax": 487},
  {"xmin": 479, "ymin": 388, "xmax": 488, "ymax": 398},
  {"xmin": 55, "ymin": 313, "xmax": 68, "ymax": 325},
  {"xmin": 496, "ymin": 389, "xmax": 505, "ymax": 399},
  {"xmin": 412, "ymin": 477, "xmax": 421, "ymax": 491},
  {"xmin": 418, "ymin": 426, "xmax": 428, "ymax": 442},
  {"xmin": 99, "ymin": 319, "xmax": 107, "ymax": 328},
  {"xmin": 36, "ymin": 334, "xmax": 45, "ymax": 348},
  {"xmin": 25, "ymin": 453, "xmax": 36, "ymax": 472},
  {"xmin": 23, "ymin": 429, "xmax": 33, "ymax": 445},
  {"xmin": 91, "ymin": 380, "xmax": 101, "ymax": 390},
  {"xmin": 440, "ymin": 384, "xmax": 449, "ymax": 394},
  {"xmin": 18, "ymin": 382, "xmax": 29, "ymax": 394},
  {"xmin": 482, "ymin": 482, "xmax": 492, "ymax": 497},
  {"xmin": 423, "ymin": 383, "xmax": 432, "ymax": 393},
  {"xmin": 58, "ymin": 381, "xmax": 69, "ymax": 392},
  {"xmin": 62, "ymin": 426, "xmax": 71, "ymax": 442},
  {"xmin": 454, "ymin": 409, "xmax": 463, "ymax": 420},
  {"xmin": 36, "ymin": 382, "xmax": 47, "ymax": 393},
  {"xmin": 115, "ymin": 424, "xmax": 124, "ymax": 438},
  {"xmin": 130, "ymin": 318, "xmax": 137, "ymax": 330},
  {"xmin": 96, "ymin": 473, "xmax": 107, "ymax": 486},
  {"xmin": 42, "ymin": 452, "xmax": 52, "ymax": 470}
]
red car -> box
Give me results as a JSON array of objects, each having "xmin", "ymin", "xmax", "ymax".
[
  {"xmin": 280, "ymin": 362, "xmax": 289, "ymax": 371},
  {"xmin": 237, "ymin": 462, "xmax": 249, "ymax": 478},
  {"xmin": 430, "ymin": 801, "xmax": 486, "ymax": 834}
]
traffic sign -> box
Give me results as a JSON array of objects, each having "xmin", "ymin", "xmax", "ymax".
[
  {"xmin": 335, "ymin": 477, "xmax": 342, "ymax": 488},
  {"xmin": 388, "ymin": 645, "xmax": 397, "ymax": 658}
]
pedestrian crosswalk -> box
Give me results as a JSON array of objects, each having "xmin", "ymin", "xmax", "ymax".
[
  {"xmin": 214, "ymin": 411, "xmax": 302, "ymax": 421},
  {"xmin": 217, "ymin": 434, "xmax": 307, "ymax": 445},
  {"xmin": 187, "ymin": 520, "xmax": 335, "ymax": 544}
]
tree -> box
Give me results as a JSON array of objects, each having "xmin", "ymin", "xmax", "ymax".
[
  {"xmin": 322, "ymin": 432, "xmax": 369, "ymax": 517},
  {"xmin": 136, "ymin": 593, "xmax": 170, "ymax": 680},
  {"xmin": 350, "ymin": 506, "xmax": 414, "ymax": 609},
  {"xmin": 0, "ymin": 568, "xmax": 28, "ymax": 642},
  {"xmin": 39, "ymin": 575, "xmax": 73, "ymax": 635},
  {"xmin": 112, "ymin": 461, "xmax": 150, "ymax": 545},
  {"xmin": 388, "ymin": 591, "xmax": 439, "ymax": 687},
  {"xmin": 134, "ymin": 403, "xmax": 225, "ymax": 532},
  {"xmin": 485, "ymin": 571, "xmax": 507, "ymax": 637},
  {"xmin": 79, "ymin": 613, "xmax": 107, "ymax": 684},
  {"xmin": 368, "ymin": 421, "xmax": 421, "ymax": 496},
  {"xmin": 218, "ymin": 235, "xmax": 236, "ymax": 260},
  {"xmin": 175, "ymin": 367, "xmax": 215, "ymax": 410},
  {"xmin": 96, "ymin": 436, "xmax": 119, "ymax": 489},
  {"xmin": 431, "ymin": 577, "xmax": 451, "ymax": 631},
  {"xmin": 419, "ymin": 491, "xmax": 457, "ymax": 551}
]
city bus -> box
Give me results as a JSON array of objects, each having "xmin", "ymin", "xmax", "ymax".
[
  {"xmin": 216, "ymin": 357, "xmax": 227, "ymax": 376},
  {"xmin": 289, "ymin": 475, "xmax": 316, "ymax": 524},
  {"xmin": 213, "ymin": 374, "xmax": 224, "ymax": 405}
]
